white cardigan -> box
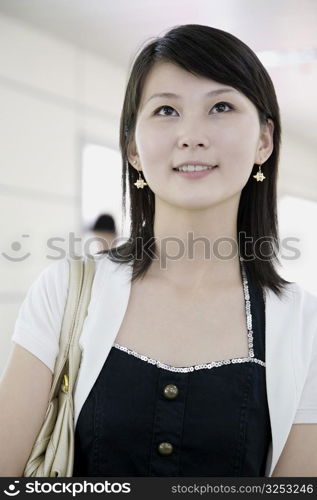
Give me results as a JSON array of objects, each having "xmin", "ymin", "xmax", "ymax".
[{"xmin": 11, "ymin": 255, "xmax": 317, "ymax": 477}]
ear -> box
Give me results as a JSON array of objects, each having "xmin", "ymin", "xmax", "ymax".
[
  {"xmin": 255, "ymin": 118, "xmax": 274, "ymax": 165},
  {"xmin": 127, "ymin": 139, "xmax": 140, "ymax": 171}
]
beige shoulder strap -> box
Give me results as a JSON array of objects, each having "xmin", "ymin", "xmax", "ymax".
[{"xmin": 49, "ymin": 255, "xmax": 96, "ymax": 401}]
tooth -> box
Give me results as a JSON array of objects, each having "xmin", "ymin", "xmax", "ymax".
[
  {"xmin": 175, "ymin": 164, "xmax": 215, "ymax": 171},
  {"xmin": 180, "ymin": 165, "xmax": 210, "ymax": 171}
]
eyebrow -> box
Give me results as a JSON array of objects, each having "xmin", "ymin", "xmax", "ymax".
[{"xmin": 144, "ymin": 88, "xmax": 240, "ymax": 105}]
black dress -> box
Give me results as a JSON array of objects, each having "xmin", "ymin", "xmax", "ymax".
[{"xmin": 73, "ymin": 260, "xmax": 272, "ymax": 477}]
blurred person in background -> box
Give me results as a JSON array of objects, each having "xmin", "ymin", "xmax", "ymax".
[{"xmin": 89, "ymin": 213, "xmax": 117, "ymax": 252}]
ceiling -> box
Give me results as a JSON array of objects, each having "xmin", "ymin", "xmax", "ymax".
[
  {"xmin": 0, "ymin": 0, "xmax": 316, "ymax": 143},
  {"xmin": 0, "ymin": 0, "xmax": 316, "ymax": 66}
]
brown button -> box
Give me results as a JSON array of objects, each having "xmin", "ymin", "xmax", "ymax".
[
  {"xmin": 158, "ymin": 442, "xmax": 173, "ymax": 455},
  {"xmin": 163, "ymin": 384, "xmax": 179, "ymax": 399}
]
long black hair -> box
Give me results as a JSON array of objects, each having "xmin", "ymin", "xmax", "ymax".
[{"xmin": 97, "ymin": 24, "xmax": 293, "ymax": 298}]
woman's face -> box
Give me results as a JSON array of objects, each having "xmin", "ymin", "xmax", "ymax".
[{"xmin": 128, "ymin": 61, "xmax": 274, "ymax": 210}]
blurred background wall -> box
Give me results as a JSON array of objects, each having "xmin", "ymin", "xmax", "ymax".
[{"xmin": 0, "ymin": 0, "xmax": 316, "ymax": 374}]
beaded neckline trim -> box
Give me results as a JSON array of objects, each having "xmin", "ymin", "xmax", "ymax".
[
  {"xmin": 113, "ymin": 257, "xmax": 266, "ymax": 373},
  {"xmin": 113, "ymin": 343, "xmax": 265, "ymax": 373}
]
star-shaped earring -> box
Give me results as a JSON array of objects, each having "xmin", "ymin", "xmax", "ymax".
[
  {"xmin": 134, "ymin": 176, "xmax": 148, "ymax": 189},
  {"xmin": 132, "ymin": 159, "xmax": 148, "ymax": 189},
  {"xmin": 253, "ymin": 164, "xmax": 266, "ymax": 182}
]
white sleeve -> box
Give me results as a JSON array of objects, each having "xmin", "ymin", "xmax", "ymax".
[
  {"xmin": 293, "ymin": 306, "xmax": 317, "ymax": 423},
  {"xmin": 11, "ymin": 258, "xmax": 69, "ymax": 374}
]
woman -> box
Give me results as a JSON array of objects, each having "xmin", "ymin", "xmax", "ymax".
[{"xmin": 1, "ymin": 24, "xmax": 317, "ymax": 477}]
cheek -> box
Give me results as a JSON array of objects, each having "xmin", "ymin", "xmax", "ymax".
[
  {"xmin": 217, "ymin": 121, "xmax": 259, "ymax": 162},
  {"xmin": 135, "ymin": 123, "xmax": 167, "ymax": 163},
  {"xmin": 214, "ymin": 126, "xmax": 258, "ymax": 188}
]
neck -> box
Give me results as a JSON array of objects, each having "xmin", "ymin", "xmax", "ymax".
[{"xmin": 146, "ymin": 194, "xmax": 243, "ymax": 291}]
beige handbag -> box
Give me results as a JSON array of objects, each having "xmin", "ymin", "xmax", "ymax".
[{"xmin": 23, "ymin": 255, "xmax": 96, "ymax": 477}]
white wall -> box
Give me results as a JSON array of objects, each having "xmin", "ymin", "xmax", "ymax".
[{"xmin": 0, "ymin": 13, "xmax": 126, "ymax": 374}]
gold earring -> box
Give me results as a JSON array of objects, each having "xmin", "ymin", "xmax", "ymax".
[
  {"xmin": 132, "ymin": 160, "xmax": 148, "ymax": 189},
  {"xmin": 253, "ymin": 164, "xmax": 266, "ymax": 182}
]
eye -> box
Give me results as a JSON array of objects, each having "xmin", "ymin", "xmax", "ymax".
[
  {"xmin": 153, "ymin": 101, "xmax": 234, "ymax": 117},
  {"xmin": 153, "ymin": 105, "xmax": 177, "ymax": 116},
  {"xmin": 211, "ymin": 101, "xmax": 233, "ymax": 113}
]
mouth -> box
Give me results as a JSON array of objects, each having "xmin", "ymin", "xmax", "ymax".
[{"xmin": 172, "ymin": 165, "xmax": 219, "ymax": 179}]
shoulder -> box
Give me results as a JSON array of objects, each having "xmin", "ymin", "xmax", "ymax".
[
  {"xmin": 40, "ymin": 256, "xmax": 70, "ymax": 291},
  {"xmin": 43, "ymin": 252, "xmax": 132, "ymax": 300},
  {"xmin": 278, "ymin": 281, "xmax": 317, "ymax": 357},
  {"xmin": 281, "ymin": 281, "xmax": 317, "ymax": 331},
  {"xmin": 264, "ymin": 280, "xmax": 317, "ymax": 359},
  {"xmin": 92, "ymin": 252, "xmax": 133, "ymax": 286},
  {"xmin": 286, "ymin": 281, "xmax": 317, "ymax": 322},
  {"xmin": 267, "ymin": 279, "xmax": 317, "ymax": 312},
  {"xmin": 19, "ymin": 256, "xmax": 70, "ymax": 311}
]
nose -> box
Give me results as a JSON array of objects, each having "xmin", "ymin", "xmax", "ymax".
[
  {"xmin": 177, "ymin": 131, "xmax": 210, "ymax": 149},
  {"xmin": 180, "ymin": 140, "xmax": 206, "ymax": 148}
]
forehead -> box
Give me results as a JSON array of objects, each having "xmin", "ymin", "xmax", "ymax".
[{"xmin": 139, "ymin": 61, "xmax": 243, "ymax": 107}]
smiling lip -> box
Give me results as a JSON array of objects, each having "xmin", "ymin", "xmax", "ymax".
[{"xmin": 173, "ymin": 166, "xmax": 218, "ymax": 179}]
